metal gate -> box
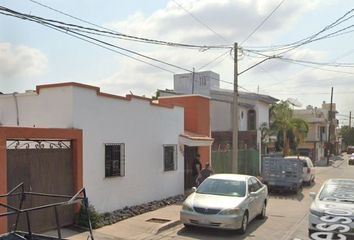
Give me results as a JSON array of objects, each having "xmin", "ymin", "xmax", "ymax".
[{"xmin": 6, "ymin": 140, "xmax": 74, "ymax": 233}]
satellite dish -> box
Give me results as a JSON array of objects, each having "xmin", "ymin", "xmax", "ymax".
[{"xmin": 287, "ymin": 98, "xmax": 302, "ymax": 107}]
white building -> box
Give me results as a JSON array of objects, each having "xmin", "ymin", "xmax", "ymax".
[
  {"xmin": 164, "ymin": 71, "xmax": 278, "ymax": 150},
  {"xmin": 0, "ymin": 83, "xmax": 185, "ymax": 213}
]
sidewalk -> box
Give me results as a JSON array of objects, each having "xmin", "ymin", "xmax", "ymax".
[
  {"xmin": 315, "ymin": 154, "xmax": 345, "ymax": 167},
  {"xmin": 46, "ymin": 203, "xmax": 182, "ymax": 240}
]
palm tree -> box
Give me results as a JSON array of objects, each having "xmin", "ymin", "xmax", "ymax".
[{"xmin": 270, "ymin": 101, "xmax": 309, "ymax": 156}]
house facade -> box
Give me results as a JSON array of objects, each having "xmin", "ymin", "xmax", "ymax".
[
  {"xmin": 293, "ymin": 105, "xmax": 328, "ymax": 162},
  {"xmin": 0, "ymin": 83, "xmax": 185, "ymax": 217},
  {"xmin": 158, "ymin": 95, "xmax": 213, "ymax": 189},
  {"xmin": 159, "ymin": 71, "xmax": 277, "ymax": 175},
  {"xmin": 168, "ymin": 71, "xmax": 278, "ymax": 150}
]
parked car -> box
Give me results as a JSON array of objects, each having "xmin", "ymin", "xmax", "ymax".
[
  {"xmin": 308, "ymin": 179, "xmax": 354, "ymax": 239},
  {"xmin": 349, "ymin": 154, "xmax": 354, "ymax": 165},
  {"xmin": 180, "ymin": 174, "xmax": 268, "ymax": 234},
  {"xmin": 285, "ymin": 156, "xmax": 315, "ymax": 185}
]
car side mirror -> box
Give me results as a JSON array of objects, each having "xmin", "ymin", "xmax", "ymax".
[
  {"xmin": 309, "ymin": 192, "xmax": 316, "ymax": 200},
  {"xmin": 191, "ymin": 187, "xmax": 197, "ymax": 193},
  {"xmin": 249, "ymin": 192, "xmax": 256, "ymax": 197}
]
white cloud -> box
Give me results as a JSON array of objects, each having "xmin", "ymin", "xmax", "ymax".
[
  {"xmin": 97, "ymin": 0, "xmax": 324, "ymax": 96},
  {"xmin": 0, "ymin": 42, "xmax": 48, "ymax": 79}
]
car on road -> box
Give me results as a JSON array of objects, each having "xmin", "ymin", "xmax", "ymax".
[
  {"xmin": 349, "ymin": 153, "xmax": 354, "ymax": 165},
  {"xmin": 180, "ymin": 174, "xmax": 268, "ymax": 234},
  {"xmin": 285, "ymin": 156, "xmax": 315, "ymax": 185},
  {"xmin": 308, "ymin": 179, "xmax": 354, "ymax": 239}
]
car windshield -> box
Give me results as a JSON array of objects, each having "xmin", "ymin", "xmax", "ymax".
[
  {"xmin": 319, "ymin": 183, "xmax": 354, "ymax": 202},
  {"xmin": 196, "ymin": 178, "xmax": 246, "ymax": 197}
]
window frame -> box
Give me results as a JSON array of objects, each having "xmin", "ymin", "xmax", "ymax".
[
  {"xmin": 104, "ymin": 143, "xmax": 125, "ymax": 178},
  {"xmin": 163, "ymin": 144, "xmax": 177, "ymax": 172}
]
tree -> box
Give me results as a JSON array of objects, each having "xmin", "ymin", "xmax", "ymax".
[
  {"xmin": 340, "ymin": 126, "xmax": 354, "ymax": 146},
  {"xmin": 270, "ymin": 101, "xmax": 309, "ymax": 156}
]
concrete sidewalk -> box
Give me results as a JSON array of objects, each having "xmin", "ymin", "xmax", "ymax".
[{"xmin": 46, "ymin": 203, "xmax": 182, "ymax": 240}]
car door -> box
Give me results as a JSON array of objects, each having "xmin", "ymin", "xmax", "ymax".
[
  {"xmin": 250, "ymin": 177, "xmax": 263, "ymax": 214},
  {"xmin": 247, "ymin": 179, "xmax": 256, "ymax": 220},
  {"xmin": 307, "ymin": 157, "xmax": 315, "ymax": 181},
  {"xmin": 247, "ymin": 178, "xmax": 260, "ymax": 220}
]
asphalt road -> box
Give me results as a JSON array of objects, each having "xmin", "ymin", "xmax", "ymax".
[{"xmin": 151, "ymin": 154, "xmax": 353, "ymax": 240}]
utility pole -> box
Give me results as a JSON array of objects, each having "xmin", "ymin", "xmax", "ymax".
[
  {"xmin": 327, "ymin": 87, "xmax": 333, "ymax": 166},
  {"xmin": 232, "ymin": 42, "xmax": 239, "ymax": 173},
  {"xmin": 349, "ymin": 111, "xmax": 352, "ymax": 128}
]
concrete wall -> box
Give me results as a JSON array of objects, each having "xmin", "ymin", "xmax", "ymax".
[
  {"xmin": 174, "ymin": 71, "xmax": 220, "ymax": 96},
  {"xmin": 210, "ymin": 98, "xmax": 269, "ymax": 132},
  {"xmin": 0, "ymin": 83, "xmax": 185, "ymax": 213}
]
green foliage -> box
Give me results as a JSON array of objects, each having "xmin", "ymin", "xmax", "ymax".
[
  {"xmin": 340, "ymin": 126, "xmax": 354, "ymax": 146},
  {"xmin": 270, "ymin": 101, "xmax": 309, "ymax": 155},
  {"xmin": 77, "ymin": 203, "xmax": 102, "ymax": 229}
]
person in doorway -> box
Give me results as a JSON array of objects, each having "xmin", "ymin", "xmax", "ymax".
[
  {"xmin": 199, "ymin": 163, "xmax": 214, "ymax": 184},
  {"xmin": 192, "ymin": 153, "xmax": 202, "ymax": 187}
]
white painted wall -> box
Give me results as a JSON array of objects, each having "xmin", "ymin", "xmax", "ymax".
[
  {"xmin": 174, "ymin": 71, "xmax": 220, "ymax": 96},
  {"xmin": 210, "ymin": 97, "xmax": 269, "ymax": 132},
  {"xmin": 0, "ymin": 85, "xmax": 185, "ymax": 213}
]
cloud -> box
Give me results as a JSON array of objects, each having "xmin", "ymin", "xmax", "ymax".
[
  {"xmin": 0, "ymin": 42, "xmax": 48, "ymax": 79},
  {"xmin": 107, "ymin": 0, "xmax": 320, "ymax": 45},
  {"xmin": 96, "ymin": 0, "xmax": 324, "ymax": 96}
]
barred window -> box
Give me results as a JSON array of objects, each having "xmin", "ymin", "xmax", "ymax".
[
  {"xmin": 105, "ymin": 143, "xmax": 125, "ymax": 177},
  {"xmin": 164, "ymin": 145, "xmax": 177, "ymax": 171}
]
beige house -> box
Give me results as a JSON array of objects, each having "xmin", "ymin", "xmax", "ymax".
[
  {"xmin": 294, "ymin": 105, "xmax": 328, "ymax": 162},
  {"xmin": 294, "ymin": 101, "xmax": 340, "ymax": 162}
]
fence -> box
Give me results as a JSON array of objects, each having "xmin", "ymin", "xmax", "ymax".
[{"xmin": 211, "ymin": 149, "xmax": 260, "ymax": 176}]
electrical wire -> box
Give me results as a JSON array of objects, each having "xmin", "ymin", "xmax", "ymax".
[
  {"xmin": 196, "ymin": 50, "xmax": 231, "ymax": 71},
  {"xmin": 240, "ymin": 0, "xmax": 287, "ymax": 46},
  {"xmin": 243, "ymin": 7, "xmax": 354, "ymax": 54},
  {"xmin": 0, "ymin": 6, "xmax": 192, "ymax": 73},
  {"xmin": 171, "ymin": 0, "xmax": 229, "ymax": 44},
  {"xmin": 26, "ymin": 0, "xmax": 232, "ymax": 51}
]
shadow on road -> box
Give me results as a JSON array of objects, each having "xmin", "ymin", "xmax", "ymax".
[
  {"xmin": 177, "ymin": 217, "xmax": 268, "ymax": 239},
  {"xmin": 268, "ymin": 190, "xmax": 304, "ymax": 201}
]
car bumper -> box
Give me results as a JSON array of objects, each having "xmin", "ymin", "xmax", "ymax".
[
  {"xmin": 180, "ymin": 210, "xmax": 244, "ymax": 230},
  {"xmin": 309, "ymin": 212, "xmax": 354, "ymax": 237}
]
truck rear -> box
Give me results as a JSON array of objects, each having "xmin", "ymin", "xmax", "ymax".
[{"xmin": 261, "ymin": 157, "xmax": 303, "ymax": 192}]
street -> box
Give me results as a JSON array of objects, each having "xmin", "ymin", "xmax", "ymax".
[{"xmin": 151, "ymin": 155, "xmax": 352, "ymax": 240}]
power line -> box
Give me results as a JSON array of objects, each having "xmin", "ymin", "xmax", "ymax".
[
  {"xmin": 244, "ymin": 7, "xmax": 354, "ymax": 54},
  {"xmin": 26, "ymin": 0, "xmax": 232, "ymax": 51},
  {"xmin": 196, "ymin": 50, "xmax": 231, "ymax": 71},
  {"xmin": 171, "ymin": 0, "xmax": 229, "ymax": 44},
  {"xmin": 240, "ymin": 0, "xmax": 287, "ymax": 46},
  {"xmin": 0, "ymin": 6, "xmax": 193, "ymax": 73}
]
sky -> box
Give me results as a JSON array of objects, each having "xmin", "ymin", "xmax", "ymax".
[{"xmin": 0, "ymin": 0, "xmax": 353, "ymax": 126}]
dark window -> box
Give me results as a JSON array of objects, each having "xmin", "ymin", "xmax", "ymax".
[
  {"xmin": 164, "ymin": 145, "xmax": 177, "ymax": 171},
  {"xmin": 105, "ymin": 143, "xmax": 125, "ymax": 177},
  {"xmin": 247, "ymin": 110, "xmax": 256, "ymax": 130},
  {"xmin": 250, "ymin": 178, "xmax": 261, "ymax": 192}
]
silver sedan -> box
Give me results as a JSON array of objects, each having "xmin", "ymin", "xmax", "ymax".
[{"xmin": 180, "ymin": 174, "xmax": 268, "ymax": 234}]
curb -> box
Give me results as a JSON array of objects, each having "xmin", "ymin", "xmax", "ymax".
[{"xmin": 154, "ymin": 220, "xmax": 182, "ymax": 234}]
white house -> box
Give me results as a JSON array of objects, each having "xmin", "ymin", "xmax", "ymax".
[
  {"xmin": 163, "ymin": 71, "xmax": 278, "ymax": 150},
  {"xmin": 0, "ymin": 82, "xmax": 185, "ymax": 213}
]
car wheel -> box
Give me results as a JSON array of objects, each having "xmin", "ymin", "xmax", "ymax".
[
  {"xmin": 239, "ymin": 212, "xmax": 248, "ymax": 234},
  {"xmin": 257, "ymin": 202, "xmax": 266, "ymax": 219}
]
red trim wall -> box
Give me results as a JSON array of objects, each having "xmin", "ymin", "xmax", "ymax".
[
  {"xmin": 159, "ymin": 96, "xmax": 211, "ymax": 167},
  {"xmin": 0, "ymin": 127, "xmax": 83, "ymax": 234}
]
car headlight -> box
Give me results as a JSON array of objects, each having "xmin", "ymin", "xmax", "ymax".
[
  {"xmin": 182, "ymin": 203, "xmax": 193, "ymax": 212},
  {"xmin": 310, "ymin": 208, "xmax": 323, "ymax": 217},
  {"xmin": 219, "ymin": 208, "xmax": 241, "ymax": 215}
]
